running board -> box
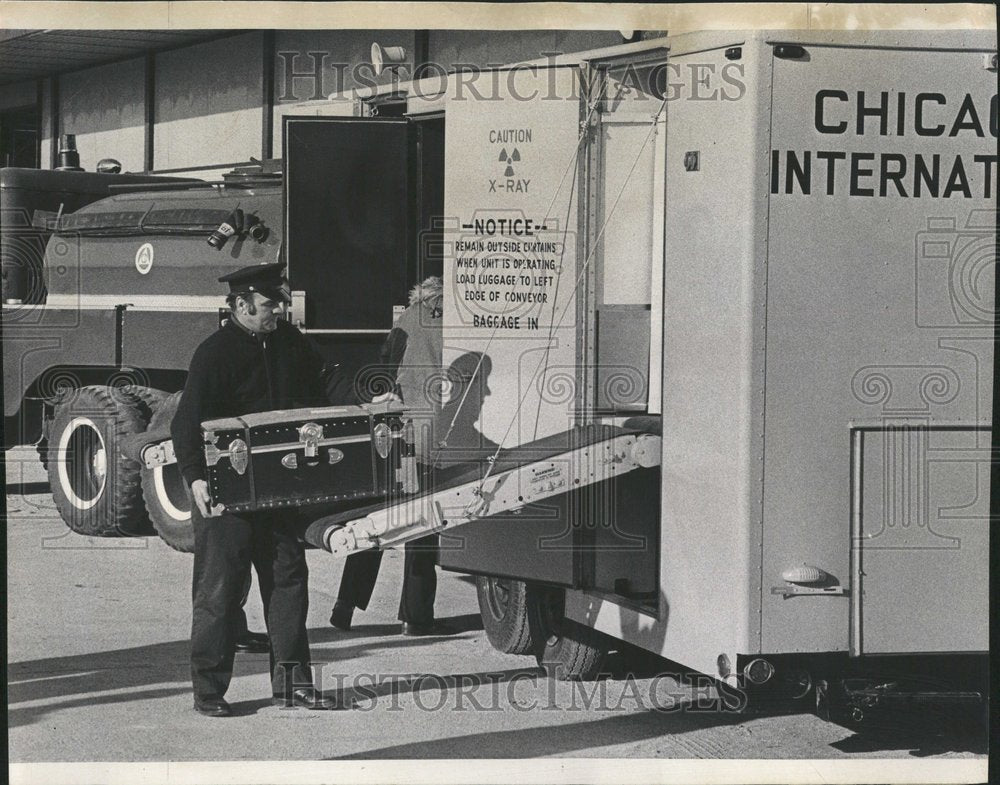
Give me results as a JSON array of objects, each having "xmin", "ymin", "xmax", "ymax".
[{"xmin": 313, "ymin": 432, "xmax": 661, "ymax": 557}]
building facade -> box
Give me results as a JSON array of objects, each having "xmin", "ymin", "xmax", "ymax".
[{"xmin": 0, "ymin": 29, "xmax": 624, "ymax": 175}]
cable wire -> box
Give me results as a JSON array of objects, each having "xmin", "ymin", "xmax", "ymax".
[{"xmin": 466, "ymin": 94, "xmax": 668, "ymax": 498}]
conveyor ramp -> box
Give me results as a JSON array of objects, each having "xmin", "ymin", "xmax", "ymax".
[{"xmin": 301, "ymin": 423, "xmax": 661, "ymax": 557}]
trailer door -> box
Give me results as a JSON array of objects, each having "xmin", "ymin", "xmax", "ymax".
[
  {"xmin": 283, "ymin": 116, "xmax": 412, "ymax": 331},
  {"xmin": 582, "ymin": 53, "xmax": 667, "ymax": 605},
  {"xmin": 589, "ymin": 53, "xmax": 667, "ymax": 417},
  {"xmin": 435, "ymin": 64, "xmax": 585, "ymax": 587},
  {"xmin": 436, "ymin": 59, "xmax": 664, "ymax": 602}
]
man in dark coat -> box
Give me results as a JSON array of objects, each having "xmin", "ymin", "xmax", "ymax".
[{"xmin": 172, "ymin": 262, "xmax": 338, "ymax": 716}]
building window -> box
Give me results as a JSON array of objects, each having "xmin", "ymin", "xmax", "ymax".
[{"xmin": 0, "ymin": 105, "xmax": 40, "ymax": 168}]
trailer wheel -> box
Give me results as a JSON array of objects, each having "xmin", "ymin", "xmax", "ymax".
[
  {"xmin": 139, "ymin": 391, "xmax": 194, "ymax": 553},
  {"xmin": 46, "ymin": 385, "xmax": 149, "ymax": 537},
  {"xmin": 476, "ymin": 576, "xmax": 535, "ymax": 654},
  {"xmin": 528, "ymin": 584, "xmax": 606, "ymax": 681}
]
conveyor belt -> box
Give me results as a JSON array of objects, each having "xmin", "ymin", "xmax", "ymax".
[{"xmin": 301, "ymin": 423, "xmax": 661, "ymax": 556}]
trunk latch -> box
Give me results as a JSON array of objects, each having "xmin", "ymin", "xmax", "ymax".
[
  {"xmin": 229, "ymin": 438, "xmax": 248, "ymax": 475},
  {"xmin": 298, "ymin": 422, "xmax": 323, "ymax": 464}
]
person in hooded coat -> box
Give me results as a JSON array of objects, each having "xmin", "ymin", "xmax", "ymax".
[{"xmin": 330, "ymin": 276, "xmax": 447, "ymax": 636}]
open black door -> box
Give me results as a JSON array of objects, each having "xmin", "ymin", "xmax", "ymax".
[{"xmin": 283, "ymin": 116, "xmax": 412, "ymax": 330}]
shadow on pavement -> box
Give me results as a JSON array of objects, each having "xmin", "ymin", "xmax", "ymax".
[
  {"xmin": 9, "ymin": 686, "xmax": 194, "ymax": 729},
  {"xmin": 7, "ymin": 481, "xmax": 51, "ymax": 495},
  {"xmin": 600, "ymin": 646, "xmax": 692, "ymax": 681},
  {"xmin": 345, "ymin": 666, "xmax": 544, "ymax": 703},
  {"xmin": 8, "ymin": 639, "xmax": 195, "ymax": 709},
  {"xmin": 309, "ymin": 634, "xmax": 470, "ymax": 662},
  {"xmin": 309, "ymin": 620, "xmax": 481, "ymax": 663},
  {"xmin": 7, "ymin": 637, "xmax": 202, "ymax": 728},
  {"xmin": 309, "ymin": 613, "xmax": 483, "ymax": 642},
  {"xmin": 827, "ymin": 704, "xmax": 987, "ymax": 757},
  {"xmin": 308, "ymin": 623, "xmax": 405, "ymax": 641},
  {"xmin": 227, "ymin": 667, "xmax": 546, "ymax": 717},
  {"xmin": 226, "ymin": 696, "xmax": 278, "ymax": 716},
  {"xmin": 309, "ymin": 614, "xmax": 483, "ymax": 648},
  {"xmin": 438, "ymin": 613, "xmax": 484, "ymax": 633},
  {"xmin": 333, "ymin": 700, "xmax": 744, "ymax": 759},
  {"xmin": 7, "ymin": 618, "xmax": 493, "ymax": 725}
]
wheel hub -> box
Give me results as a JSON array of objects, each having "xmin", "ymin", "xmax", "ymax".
[
  {"xmin": 92, "ymin": 446, "xmax": 107, "ymax": 484},
  {"xmin": 57, "ymin": 417, "xmax": 108, "ymax": 510},
  {"xmin": 485, "ymin": 578, "xmax": 511, "ymax": 619}
]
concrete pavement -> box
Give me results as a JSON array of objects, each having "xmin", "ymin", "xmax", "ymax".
[{"xmin": 4, "ymin": 446, "xmax": 987, "ymax": 765}]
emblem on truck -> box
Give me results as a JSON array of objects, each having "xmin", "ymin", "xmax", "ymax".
[{"xmin": 135, "ymin": 243, "xmax": 154, "ymax": 275}]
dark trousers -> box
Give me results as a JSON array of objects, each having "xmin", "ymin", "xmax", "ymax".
[
  {"xmin": 191, "ymin": 508, "xmax": 313, "ymax": 699},
  {"xmin": 233, "ymin": 572, "xmax": 253, "ymax": 638},
  {"xmin": 337, "ymin": 534, "xmax": 438, "ymax": 625}
]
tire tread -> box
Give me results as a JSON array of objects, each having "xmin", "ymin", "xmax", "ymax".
[
  {"xmin": 139, "ymin": 391, "xmax": 194, "ymax": 553},
  {"xmin": 527, "ymin": 584, "xmax": 607, "ymax": 681},
  {"xmin": 476, "ymin": 576, "xmax": 534, "ymax": 655}
]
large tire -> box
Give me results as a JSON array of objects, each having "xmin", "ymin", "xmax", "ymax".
[
  {"xmin": 129, "ymin": 386, "xmax": 169, "ymax": 417},
  {"xmin": 37, "ymin": 384, "xmax": 165, "ymax": 475},
  {"xmin": 46, "ymin": 385, "xmax": 149, "ymax": 537},
  {"xmin": 122, "ymin": 386, "xmax": 170, "ymax": 537},
  {"xmin": 476, "ymin": 576, "xmax": 535, "ymax": 654},
  {"xmin": 527, "ymin": 584, "xmax": 607, "ymax": 681},
  {"xmin": 140, "ymin": 391, "xmax": 194, "ymax": 553}
]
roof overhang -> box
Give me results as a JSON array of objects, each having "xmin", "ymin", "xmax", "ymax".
[{"xmin": 0, "ymin": 29, "xmax": 244, "ymax": 86}]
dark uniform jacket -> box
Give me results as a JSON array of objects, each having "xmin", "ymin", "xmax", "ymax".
[{"xmin": 171, "ymin": 318, "xmax": 328, "ymax": 487}]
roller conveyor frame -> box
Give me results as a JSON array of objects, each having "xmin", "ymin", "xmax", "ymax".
[{"xmin": 301, "ymin": 426, "xmax": 662, "ymax": 557}]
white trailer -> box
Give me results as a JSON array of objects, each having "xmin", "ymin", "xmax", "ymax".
[{"xmin": 184, "ymin": 29, "xmax": 999, "ymax": 715}]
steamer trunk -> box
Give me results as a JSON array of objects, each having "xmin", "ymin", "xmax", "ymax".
[{"xmin": 202, "ymin": 403, "xmax": 407, "ymax": 513}]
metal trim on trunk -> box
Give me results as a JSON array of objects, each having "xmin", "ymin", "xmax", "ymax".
[{"xmin": 207, "ymin": 432, "xmax": 381, "ymax": 464}]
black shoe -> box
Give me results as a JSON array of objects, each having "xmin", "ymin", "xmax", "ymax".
[
  {"xmin": 273, "ymin": 688, "xmax": 344, "ymax": 710},
  {"xmin": 234, "ymin": 631, "xmax": 269, "ymax": 653},
  {"xmin": 329, "ymin": 601, "xmax": 354, "ymax": 632},
  {"xmin": 401, "ymin": 621, "xmax": 453, "ymax": 637},
  {"xmin": 194, "ymin": 696, "xmax": 232, "ymax": 717}
]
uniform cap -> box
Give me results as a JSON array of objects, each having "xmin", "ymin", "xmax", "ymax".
[{"xmin": 218, "ymin": 262, "xmax": 290, "ymax": 303}]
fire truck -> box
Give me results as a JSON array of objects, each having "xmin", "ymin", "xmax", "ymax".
[{"xmin": 2, "ymin": 30, "xmax": 994, "ymax": 717}]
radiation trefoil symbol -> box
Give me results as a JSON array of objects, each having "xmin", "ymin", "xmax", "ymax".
[{"xmin": 499, "ymin": 148, "xmax": 521, "ymax": 177}]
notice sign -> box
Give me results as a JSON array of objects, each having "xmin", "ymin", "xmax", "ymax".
[
  {"xmin": 443, "ymin": 66, "xmax": 581, "ymax": 446},
  {"xmin": 454, "ymin": 214, "xmax": 563, "ymax": 331}
]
